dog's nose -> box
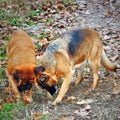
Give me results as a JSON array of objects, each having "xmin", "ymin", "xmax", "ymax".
[
  {"xmin": 17, "ymin": 83, "xmax": 32, "ymax": 93},
  {"xmin": 48, "ymin": 85, "xmax": 58, "ymax": 96}
]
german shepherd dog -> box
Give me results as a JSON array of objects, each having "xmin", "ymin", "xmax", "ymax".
[
  {"xmin": 36, "ymin": 28, "xmax": 117, "ymax": 105},
  {"xmin": 7, "ymin": 30, "xmax": 37, "ymax": 103}
]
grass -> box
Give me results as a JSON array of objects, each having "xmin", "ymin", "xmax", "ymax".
[
  {"xmin": 46, "ymin": 18, "xmax": 52, "ymax": 25},
  {"xmin": 62, "ymin": 0, "xmax": 75, "ymax": 3},
  {"xmin": 29, "ymin": 9, "xmax": 44, "ymax": 18},
  {"xmin": 8, "ymin": 16, "xmax": 22, "ymax": 26},
  {"xmin": 0, "ymin": 10, "xmax": 7, "ymax": 19},
  {"xmin": 2, "ymin": 35, "xmax": 10, "ymax": 40},
  {"xmin": 0, "ymin": 66, "xmax": 6, "ymax": 80},
  {"xmin": 36, "ymin": 44, "xmax": 41, "ymax": 49},
  {"xmin": 0, "ymin": 102, "xmax": 25, "ymax": 120},
  {"xmin": 62, "ymin": 0, "xmax": 76, "ymax": 6},
  {"xmin": 0, "ymin": 45, "xmax": 7, "ymax": 59},
  {"xmin": 0, "ymin": 45, "xmax": 7, "ymax": 80},
  {"xmin": 40, "ymin": 114, "xmax": 51, "ymax": 120},
  {"xmin": 39, "ymin": 32, "xmax": 49, "ymax": 38},
  {"xmin": 0, "ymin": 0, "xmax": 76, "ymax": 28}
]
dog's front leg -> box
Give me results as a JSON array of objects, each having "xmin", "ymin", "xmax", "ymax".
[
  {"xmin": 22, "ymin": 90, "xmax": 33, "ymax": 104},
  {"xmin": 52, "ymin": 71, "xmax": 73, "ymax": 105},
  {"xmin": 8, "ymin": 74, "xmax": 21, "ymax": 98}
]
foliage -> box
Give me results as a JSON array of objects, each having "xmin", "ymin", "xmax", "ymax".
[
  {"xmin": 0, "ymin": 10, "xmax": 7, "ymax": 19},
  {"xmin": 29, "ymin": 9, "xmax": 44, "ymax": 18},
  {"xmin": 39, "ymin": 32, "xmax": 49, "ymax": 38},
  {"xmin": 40, "ymin": 114, "xmax": 51, "ymax": 120},
  {"xmin": 0, "ymin": 102, "xmax": 25, "ymax": 120},
  {"xmin": 0, "ymin": 45, "xmax": 7, "ymax": 59},
  {"xmin": 0, "ymin": 66, "xmax": 6, "ymax": 79},
  {"xmin": 3, "ymin": 35, "xmax": 10, "ymax": 40}
]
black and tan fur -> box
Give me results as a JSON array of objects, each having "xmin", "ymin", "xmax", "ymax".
[{"xmin": 36, "ymin": 28, "xmax": 116, "ymax": 105}]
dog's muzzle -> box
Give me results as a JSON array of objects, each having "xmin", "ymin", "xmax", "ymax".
[
  {"xmin": 17, "ymin": 83, "xmax": 32, "ymax": 93},
  {"xmin": 38, "ymin": 82, "xmax": 58, "ymax": 96},
  {"xmin": 46, "ymin": 85, "xmax": 58, "ymax": 96}
]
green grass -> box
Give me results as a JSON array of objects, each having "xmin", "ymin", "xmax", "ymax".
[
  {"xmin": 3, "ymin": 35, "xmax": 10, "ymax": 40},
  {"xmin": 8, "ymin": 16, "xmax": 22, "ymax": 27},
  {"xmin": 25, "ymin": 20, "xmax": 35, "ymax": 26},
  {"xmin": 0, "ymin": 66, "xmax": 6, "ymax": 79},
  {"xmin": 46, "ymin": 18, "xmax": 52, "ymax": 24},
  {"xmin": 0, "ymin": 10, "xmax": 7, "ymax": 19},
  {"xmin": 39, "ymin": 32, "xmax": 49, "ymax": 38},
  {"xmin": 36, "ymin": 44, "xmax": 41, "ymax": 49},
  {"xmin": 0, "ymin": 45, "xmax": 7, "ymax": 59},
  {"xmin": 62, "ymin": 0, "xmax": 75, "ymax": 3},
  {"xmin": 0, "ymin": 102, "xmax": 25, "ymax": 120},
  {"xmin": 40, "ymin": 114, "xmax": 51, "ymax": 120},
  {"xmin": 29, "ymin": 9, "xmax": 44, "ymax": 18}
]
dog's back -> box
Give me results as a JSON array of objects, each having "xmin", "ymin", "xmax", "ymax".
[
  {"xmin": 38, "ymin": 28, "xmax": 116, "ymax": 71},
  {"xmin": 7, "ymin": 30, "xmax": 36, "ymax": 74},
  {"xmin": 41, "ymin": 28, "xmax": 101, "ymax": 66}
]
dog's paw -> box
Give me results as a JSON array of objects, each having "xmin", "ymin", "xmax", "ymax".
[
  {"xmin": 91, "ymin": 84, "xmax": 97, "ymax": 90},
  {"xmin": 51, "ymin": 98, "xmax": 62, "ymax": 105},
  {"xmin": 22, "ymin": 96, "xmax": 33, "ymax": 104}
]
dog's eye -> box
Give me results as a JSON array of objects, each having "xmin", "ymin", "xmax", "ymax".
[{"xmin": 41, "ymin": 74, "xmax": 49, "ymax": 83}]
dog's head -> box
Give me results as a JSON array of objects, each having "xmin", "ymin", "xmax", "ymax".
[
  {"xmin": 35, "ymin": 66, "xmax": 58, "ymax": 96},
  {"xmin": 13, "ymin": 66, "xmax": 37, "ymax": 93}
]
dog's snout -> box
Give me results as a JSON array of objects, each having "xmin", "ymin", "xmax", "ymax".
[
  {"xmin": 17, "ymin": 83, "xmax": 32, "ymax": 93},
  {"xmin": 47, "ymin": 85, "xmax": 58, "ymax": 96}
]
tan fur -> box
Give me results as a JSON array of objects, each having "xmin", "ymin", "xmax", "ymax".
[
  {"xmin": 7, "ymin": 30, "xmax": 37, "ymax": 103},
  {"xmin": 37, "ymin": 28, "xmax": 116, "ymax": 105}
]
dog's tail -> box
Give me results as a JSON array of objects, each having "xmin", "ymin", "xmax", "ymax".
[{"xmin": 101, "ymin": 50, "xmax": 116, "ymax": 71}]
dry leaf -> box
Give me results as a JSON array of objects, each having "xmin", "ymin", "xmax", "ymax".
[
  {"xmin": 32, "ymin": 113, "xmax": 43, "ymax": 120},
  {"xmin": 48, "ymin": 35, "xmax": 55, "ymax": 41},
  {"xmin": 103, "ymin": 35, "xmax": 111, "ymax": 40},
  {"xmin": 112, "ymin": 85, "xmax": 120, "ymax": 95},
  {"xmin": 0, "ymin": 101, "xmax": 3, "ymax": 112},
  {"xmin": 74, "ymin": 105, "xmax": 91, "ymax": 117},
  {"xmin": 57, "ymin": 3, "xmax": 64, "ymax": 10},
  {"xmin": 66, "ymin": 96, "xmax": 76, "ymax": 102},
  {"xmin": 59, "ymin": 116, "xmax": 75, "ymax": 120},
  {"xmin": 5, "ymin": 97, "xmax": 16, "ymax": 103},
  {"xmin": 76, "ymin": 99, "xmax": 93, "ymax": 105}
]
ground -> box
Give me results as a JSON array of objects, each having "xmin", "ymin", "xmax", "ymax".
[{"xmin": 0, "ymin": 0, "xmax": 120, "ymax": 120}]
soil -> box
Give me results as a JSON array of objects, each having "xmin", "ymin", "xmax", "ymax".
[{"xmin": 0, "ymin": 0, "xmax": 120, "ymax": 120}]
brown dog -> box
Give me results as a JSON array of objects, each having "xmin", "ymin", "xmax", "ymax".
[
  {"xmin": 7, "ymin": 30, "xmax": 37, "ymax": 103},
  {"xmin": 36, "ymin": 28, "xmax": 117, "ymax": 105}
]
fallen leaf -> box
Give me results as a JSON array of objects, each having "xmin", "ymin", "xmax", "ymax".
[
  {"xmin": 76, "ymin": 99, "xmax": 93, "ymax": 105},
  {"xmin": 112, "ymin": 84, "xmax": 120, "ymax": 95},
  {"xmin": 32, "ymin": 113, "xmax": 43, "ymax": 120},
  {"xmin": 74, "ymin": 105, "xmax": 91, "ymax": 117},
  {"xmin": 59, "ymin": 115, "xmax": 75, "ymax": 120},
  {"xmin": 66, "ymin": 96, "xmax": 76, "ymax": 102},
  {"xmin": 103, "ymin": 35, "xmax": 111, "ymax": 40},
  {"xmin": 48, "ymin": 35, "xmax": 55, "ymax": 41},
  {"xmin": 57, "ymin": 3, "xmax": 65, "ymax": 10},
  {"xmin": 4, "ymin": 97, "xmax": 16, "ymax": 103},
  {"xmin": 0, "ymin": 101, "xmax": 3, "ymax": 112}
]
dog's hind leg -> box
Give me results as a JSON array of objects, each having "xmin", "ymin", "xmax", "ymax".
[
  {"xmin": 89, "ymin": 46, "xmax": 102, "ymax": 90},
  {"xmin": 89, "ymin": 58, "xmax": 100, "ymax": 90},
  {"xmin": 74, "ymin": 66, "xmax": 84, "ymax": 86}
]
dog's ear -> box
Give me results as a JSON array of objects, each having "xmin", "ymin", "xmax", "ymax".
[
  {"xmin": 35, "ymin": 66, "xmax": 45, "ymax": 74},
  {"xmin": 13, "ymin": 71, "xmax": 21, "ymax": 82}
]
